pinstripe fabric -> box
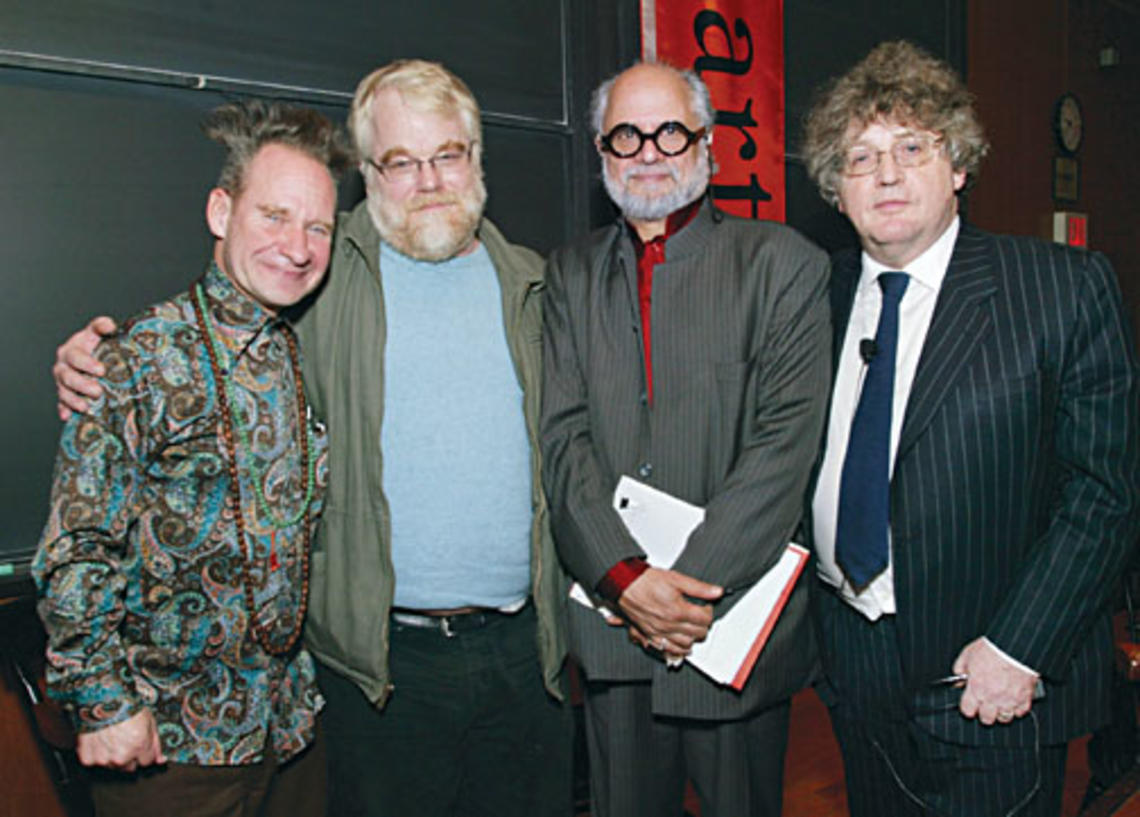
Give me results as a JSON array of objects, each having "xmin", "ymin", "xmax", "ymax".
[
  {"xmin": 541, "ymin": 200, "xmax": 832, "ymax": 720},
  {"xmin": 582, "ymin": 681, "xmax": 789, "ymax": 817},
  {"xmin": 815, "ymin": 223, "xmax": 1140, "ymax": 757},
  {"xmin": 818, "ymin": 587, "xmax": 1068, "ymax": 817}
]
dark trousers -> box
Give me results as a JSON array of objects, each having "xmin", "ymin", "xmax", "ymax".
[
  {"xmin": 818, "ymin": 587, "xmax": 1067, "ymax": 817},
  {"xmin": 582, "ymin": 679, "xmax": 790, "ymax": 817},
  {"xmin": 89, "ymin": 725, "xmax": 326, "ymax": 817},
  {"xmin": 1085, "ymin": 668, "xmax": 1138, "ymax": 798},
  {"xmin": 317, "ymin": 603, "xmax": 573, "ymax": 817}
]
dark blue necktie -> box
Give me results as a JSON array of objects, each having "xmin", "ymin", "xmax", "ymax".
[{"xmin": 835, "ymin": 272, "xmax": 910, "ymax": 590}]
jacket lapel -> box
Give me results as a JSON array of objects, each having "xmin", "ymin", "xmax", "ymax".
[
  {"xmin": 829, "ymin": 248, "xmax": 861, "ymax": 376},
  {"xmin": 896, "ymin": 224, "xmax": 998, "ymax": 461},
  {"xmin": 802, "ymin": 247, "xmax": 860, "ymax": 529}
]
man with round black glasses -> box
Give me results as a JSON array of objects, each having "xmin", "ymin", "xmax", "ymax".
[{"xmin": 540, "ymin": 61, "xmax": 831, "ymax": 817}]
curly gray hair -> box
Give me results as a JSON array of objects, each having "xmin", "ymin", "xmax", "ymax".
[{"xmin": 802, "ymin": 40, "xmax": 989, "ymax": 206}]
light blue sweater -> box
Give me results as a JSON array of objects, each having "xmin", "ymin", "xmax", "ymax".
[{"xmin": 379, "ymin": 241, "xmax": 532, "ymax": 609}]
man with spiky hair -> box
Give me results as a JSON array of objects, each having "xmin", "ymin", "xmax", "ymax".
[
  {"xmin": 804, "ymin": 40, "xmax": 1139, "ymax": 816},
  {"xmin": 51, "ymin": 60, "xmax": 572, "ymax": 817},
  {"xmin": 34, "ymin": 100, "xmax": 350, "ymax": 816}
]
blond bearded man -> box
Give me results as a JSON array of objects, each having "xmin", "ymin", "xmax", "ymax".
[{"xmin": 53, "ymin": 61, "xmax": 571, "ymax": 817}]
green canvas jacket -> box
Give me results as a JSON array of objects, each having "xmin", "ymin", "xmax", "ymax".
[{"xmin": 293, "ymin": 200, "xmax": 567, "ymax": 707}]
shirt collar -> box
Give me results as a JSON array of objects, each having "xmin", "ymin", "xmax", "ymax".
[
  {"xmin": 200, "ymin": 262, "xmax": 279, "ymax": 344},
  {"xmin": 859, "ymin": 216, "xmax": 959, "ymax": 296},
  {"xmin": 627, "ymin": 197, "xmax": 703, "ymax": 259}
]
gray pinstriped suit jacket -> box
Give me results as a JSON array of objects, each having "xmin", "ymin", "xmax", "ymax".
[
  {"xmin": 818, "ymin": 223, "xmax": 1140, "ymax": 746},
  {"xmin": 541, "ymin": 201, "xmax": 832, "ymax": 720}
]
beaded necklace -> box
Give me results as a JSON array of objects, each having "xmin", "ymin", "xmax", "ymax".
[{"xmin": 191, "ymin": 278, "xmax": 312, "ymax": 656}]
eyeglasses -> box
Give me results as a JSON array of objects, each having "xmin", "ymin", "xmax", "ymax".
[
  {"xmin": 366, "ymin": 143, "xmax": 475, "ymax": 183},
  {"xmin": 841, "ymin": 133, "xmax": 943, "ymax": 177},
  {"xmin": 598, "ymin": 121, "xmax": 707, "ymax": 158}
]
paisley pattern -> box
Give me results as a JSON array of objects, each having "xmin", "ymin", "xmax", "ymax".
[{"xmin": 34, "ymin": 264, "xmax": 328, "ymax": 765}]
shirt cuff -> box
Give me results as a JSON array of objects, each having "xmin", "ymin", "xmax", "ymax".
[
  {"xmin": 982, "ymin": 636, "xmax": 1039, "ymax": 677},
  {"xmin": 596, "ymin": 557, "xmax": 649, "ymax": 604},
  {"xmin": 70, "ymin": 694, "xmax": 141, "ymax": 734}
]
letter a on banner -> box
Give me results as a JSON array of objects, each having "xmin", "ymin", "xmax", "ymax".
[{"xmin": 641, "ymin": 0, "xmax": 785, "ymax": 222}]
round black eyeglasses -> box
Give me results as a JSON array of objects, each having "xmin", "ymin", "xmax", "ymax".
[{"xmin": 599, "ymin": 121, "xmax": 708, "ymax": 158}]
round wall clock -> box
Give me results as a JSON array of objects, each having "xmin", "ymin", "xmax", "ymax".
[{"xmin": 1053, "ymin": 93, "xmax": 1083, "ymax": 154}]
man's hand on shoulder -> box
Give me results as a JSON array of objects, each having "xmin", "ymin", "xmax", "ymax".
[
  {"xmin": 617, "ymin": 567, "xmax": 722, "ymax": 655},
  {"xmin": 953, "ymin": 637, "xmax": 1038, "ymax": 726},
  {"xmin": 76, "ymin": 709, "xmax": 166, "ymax": 771},
  {"xmin": 54, "ymin": 316, "xmax": 116, "ymax": 420}
]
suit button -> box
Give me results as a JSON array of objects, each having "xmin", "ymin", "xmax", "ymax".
[{"xmin": 637, "ymin": 462, "xmax": 653, "ymax": 479}]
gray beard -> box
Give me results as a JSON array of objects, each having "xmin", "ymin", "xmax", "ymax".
[
  {"xmin": 603, "ymin": 158, "xmax": 709, "ymax": 222},
  {"xmin": 367, "ymin": 176, "xmax": 487, "ymax": 262}
]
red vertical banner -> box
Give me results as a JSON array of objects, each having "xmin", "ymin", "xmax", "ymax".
[{"xmin": 641, "ymin": 0, "xmax": 785, "ymax": 222}]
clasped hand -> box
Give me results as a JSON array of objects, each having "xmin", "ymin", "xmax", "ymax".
[{"xmin": 608, "ymin": 567, "xmax": 722, "ymax": 660}]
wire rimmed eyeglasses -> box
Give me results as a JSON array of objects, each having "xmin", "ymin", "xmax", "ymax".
[
  {"xmin": 366, "ymin": 143, "xmax": 475, "ymax": 183},
  {"xmin": 842, "ymin": 133, "xmax": 943, "ymax": 177}
]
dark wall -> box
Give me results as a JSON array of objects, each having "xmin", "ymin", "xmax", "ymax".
[
  {"xmin": 967, "ymin": 0, "xmax": 1140, "ymax": 344},
  {"xmin": 0, "ymin": 0, "xmax": 964, "ymax": 568},
  {"xmin": 4, "ymin": 1, "xmax": 568, "ymax": 122},
  {"xmin": 0, "ymin": 0, "xmax": 627, "ymax": 568}
]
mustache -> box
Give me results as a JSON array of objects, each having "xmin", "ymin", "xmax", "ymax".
[
  {"xmin": 408, "ymin": 193, "xmax": 462, "ymax": 211},
  {"xmin": 621, "ymin": 165, "xmax": 680, "ymax": 183}
]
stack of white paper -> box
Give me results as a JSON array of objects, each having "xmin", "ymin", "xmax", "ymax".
[{"xmin": 569, "ymin": 476, "xmax": 808, "ymax": 690}]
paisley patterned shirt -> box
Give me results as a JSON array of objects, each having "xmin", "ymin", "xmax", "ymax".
[{"xmin": 34, "ymin": 263, "xmax": 329, "ymax": 765}]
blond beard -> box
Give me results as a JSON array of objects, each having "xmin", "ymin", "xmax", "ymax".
[{"xmin": 367, "ymin": 175, "xmax": 487, "ymax": 262}]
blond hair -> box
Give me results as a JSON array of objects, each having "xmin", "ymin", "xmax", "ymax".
[{"xmin": 349, "ymin": 60, "xmax": 482, "ymax": 161}]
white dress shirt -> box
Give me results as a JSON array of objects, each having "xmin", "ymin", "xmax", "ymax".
[
  {"xmin": 813, "ymin": 217, "xmax": 958, "ymax": 619},
  {"xmin": 812, "ymin": 217, "xmax": 1037, "ymax": 678}
]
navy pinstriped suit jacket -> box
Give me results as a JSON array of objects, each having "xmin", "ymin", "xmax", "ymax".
[
  {"xmin": 542, "ymin": 201, "xmax": 832, "ymax": 720},
  {"xmin": 820, "ymin": 223, "xmax": 1140, "ymax": 746}
]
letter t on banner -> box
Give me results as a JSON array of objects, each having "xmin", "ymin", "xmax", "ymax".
[{"xmin": 641, "ymin": 0, "xmax": 785, "ymax": 222}]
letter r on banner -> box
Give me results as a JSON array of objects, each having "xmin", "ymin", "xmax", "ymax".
[{"xmin": 641, "ymin": 0, "xmax": 785, "ymax": 222}]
